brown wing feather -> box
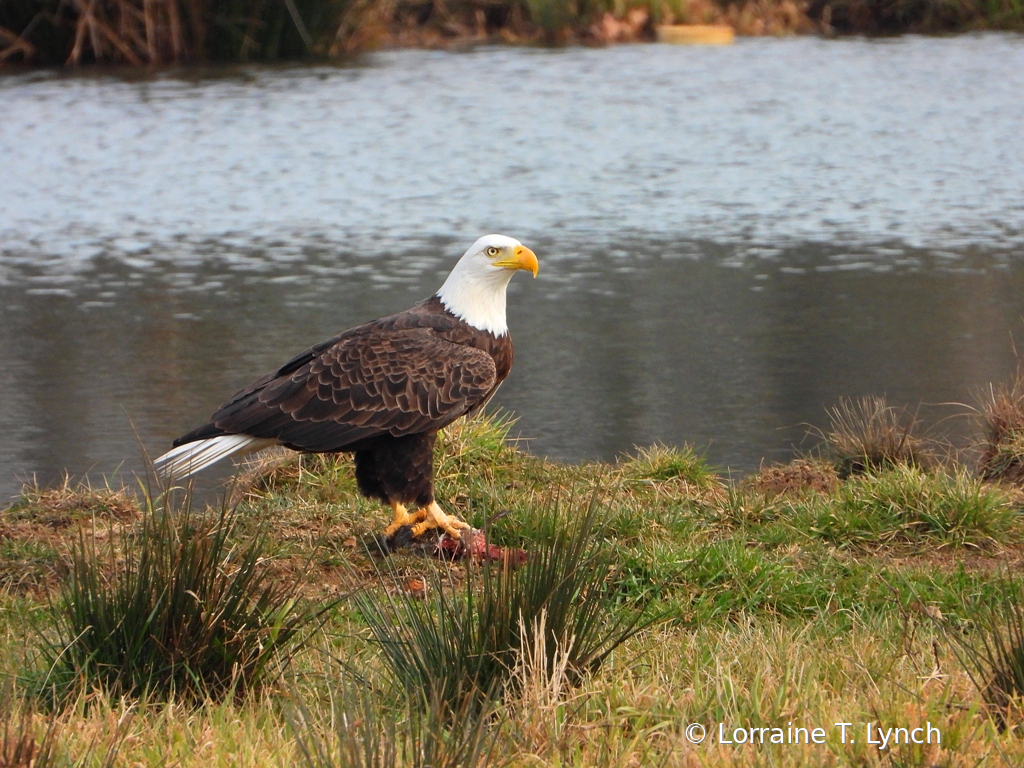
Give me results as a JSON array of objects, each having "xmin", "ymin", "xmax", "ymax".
[{"xmin": 194, "ymin": 326, "xmax": 498, "ymax": 453}]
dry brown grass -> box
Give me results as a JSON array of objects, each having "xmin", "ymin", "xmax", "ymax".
[
  {"xmin": 0, "ymin": 713, "xmax": 46, "ymax": 768},
  {"xmin": 506, "ymin": 610, "xmax": 582, "ymax": 751},
  {"xmin": 977, "ymin": 370, "xmax": 1024, "ymax": 486},
  {"xmin": 0, "ymin": 0, "xmax": 318, "ymax": 65},
  {"xmin": 3, "ymin": 476, "xmax": 137, "ymax": 528},
  {"xmin": 4, "ymin": 0, "xmax": 1022, "ymax": 66},
  {"xmin": 821, "ymin": 395, "xmax": 934, "ymax": 478}
]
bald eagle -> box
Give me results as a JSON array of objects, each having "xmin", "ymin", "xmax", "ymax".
[{"xmin": 154, "ymin": 235, "xmax": 538, "ymax": 540}]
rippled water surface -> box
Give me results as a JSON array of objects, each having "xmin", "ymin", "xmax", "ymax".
[{"xmin": 3, "ymin": 35, "xmax": 1024, "ymax": 500}]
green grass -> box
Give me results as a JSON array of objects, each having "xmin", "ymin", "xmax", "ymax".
[
  {"xmin": 4, "ymin": 408, "xmax": 1024, "ymax": 765},
  {"xmin": 785, "ymin": 465, "xmax": 1021, "ymax": 549},
  {"xmin": 618, "ymin": 443, "xmax": 719, "ymax": 487}
]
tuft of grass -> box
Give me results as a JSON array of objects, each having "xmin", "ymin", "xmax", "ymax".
[
  {"xmin": 619, "ymin": 443, "xmax": 719, "ymax": 489},
  {"xmin": 236, "ymin": 449, "xmax": 358, "ymax": 505},
  {"xmin": 0, "ymin": 539, "xmax": 64, "ymax": 596},
  {"xmin": 38, "ymin": 488, "xmax": 333, "ymax": 706},
  {"xmin": 820, "ymin": 395, "xmax": 933, "ymax": 479},
  {"xmin": 977, "ymin": 371, "xmax": 1024, "ymax": 485},
  {"xmin": 790, "ymin": 465, "xmax": 1021, "ymax": 549},
  {"xmin": 523, "ymin": 0, "xmax": 582, "ymax": 38},
  {"xmin": 355, "ymin": 494, "xmax": 660, "ymax": 719},
  {"xmin": 0, "ymin": 681, "xmax": 68, "ymax": 768},
  {"xmin": 506, "ymin": 609, "xmax": 579, "ymax": 750},
  {"xmin": 944, "ymin": 578, "xmax": 1024, "ymax": 725}
]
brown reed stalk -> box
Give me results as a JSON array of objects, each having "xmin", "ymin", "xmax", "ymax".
[
  {"xmin": 68, "ymin": 0, "xmax": 144, "ymax": 65},
  {"xmin": 0, "ymin": 26, "xmax": 36, "ymax": 61},
  {"xmin": 168, "ymin": 0, "xmax": 186, "ymax": 60},
  {"xmin": 143, "ymin": 0, "xmax": 156, "ymax": 61}
]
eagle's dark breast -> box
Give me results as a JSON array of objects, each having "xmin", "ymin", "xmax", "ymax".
[{"xmin": 173, "ymin": 296, "xmax": 514, "ymax": 507}]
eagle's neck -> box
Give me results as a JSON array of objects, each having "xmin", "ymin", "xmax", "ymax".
[{"xmin": 435, "ymin": 266, "xmax": 513, "ymax": 337}]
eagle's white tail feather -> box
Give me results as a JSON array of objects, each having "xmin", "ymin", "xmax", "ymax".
[{"xmin": 153, "ymin": 435, "xmax": 277, "ymax": 480}]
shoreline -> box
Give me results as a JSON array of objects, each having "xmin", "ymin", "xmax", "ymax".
[{"xmin": 1, "ymin": 0, "xmax": 1021, "ymax": 68}]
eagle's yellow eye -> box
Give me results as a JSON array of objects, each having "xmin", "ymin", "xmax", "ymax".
[{"xmin": 486, "ymin": 246, "xmax": 500, "ymax": 257}]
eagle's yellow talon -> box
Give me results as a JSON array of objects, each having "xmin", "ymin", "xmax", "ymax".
[
  {"xmin": 408, "ymin": 501, "xmax": 471, "ymax": 539},
  {"xmin": 382, "ymin": 502, "xmax": 428, "ymax": 538}
]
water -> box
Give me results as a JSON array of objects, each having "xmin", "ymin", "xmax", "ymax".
[{"xmin": 2, "ymin": 35, "xmax": 1024, "ymax": 501}]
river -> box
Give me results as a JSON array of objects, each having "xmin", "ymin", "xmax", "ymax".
[{"xmin": 2, "ymin": 34, "xmax": 1024, "ymax": 501}]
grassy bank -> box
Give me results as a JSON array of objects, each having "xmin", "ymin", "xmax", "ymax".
[
  {"xmin": 4, "ymin": 389, "xmax": 1024, "ymax": 765},
  {"xmin": 1, "ymin": 0, "xmax": 1021, "ymax": 66}
]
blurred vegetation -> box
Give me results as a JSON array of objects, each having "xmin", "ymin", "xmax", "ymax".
[
  {"xmin": 808, "ymin": 0, "xmax": 1024, "ymax": 33},
  {"xmin": 0, "ymin": 0, "xmax": 347, "ymax": 64},
  {"xmin": 1, "ymin": 0, "xmax": 1021, "ymax": 66}
]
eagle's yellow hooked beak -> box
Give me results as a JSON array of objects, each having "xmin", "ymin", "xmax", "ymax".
[{"xmin": 495, "ymin": 245, "xmax": 539, "ymax": 277}]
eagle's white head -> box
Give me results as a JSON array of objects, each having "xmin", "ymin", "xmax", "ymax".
[{"xmin": 436, "ymin": 234, "xmax": 539, "ymax": 337}]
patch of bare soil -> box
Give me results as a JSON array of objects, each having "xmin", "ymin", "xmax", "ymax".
[
  {"xmin": 744, "ymin": 459, "xmax": 840, "ymax": 498},
  {"xmin": 872, "ymin": 543, "xmax": 1024, "ymax": 575},
  {"xmin": 2, "ymin": 481, "xmax": 138, "ymax": 530},
  {"xmin": 1, "ymin": 482, "xmax": 141, "ymax": 594}
]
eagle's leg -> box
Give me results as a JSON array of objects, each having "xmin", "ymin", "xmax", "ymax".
[
  {"xmin": 409, "ymin": 501, "xmax": 471, "ymax": 539},
  {"xmin": 382, "ymin": 502, "xmax": 428, "ymax": 539}
]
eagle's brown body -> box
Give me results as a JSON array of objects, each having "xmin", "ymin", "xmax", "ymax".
[{"xmin": 173, "ymin": 296, "xmax": 513, "ymax": 511}]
